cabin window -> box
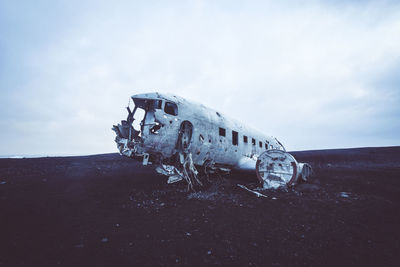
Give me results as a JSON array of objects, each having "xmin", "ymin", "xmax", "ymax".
[
  {"xmin": 252, "ymin": 138, "xmax": 256, "ymax": 145},
  {"xmin": 232, "ymin": 131, "xmax": 238, "ymax": 146},
  {"xmin": 259, "ymin": 141, "xmax": 262, "ymax": 148},
  {"xmin": 265, "ymin": 142, "xmax": 269, "ymax": 149},
  {"xmin": 164, "ymin": 102, "xmax": 178, "ymax": 116},
  {"xmin": 243, "ymin": 135, "xmax": 248, "ymax": 143},
  {"xmin": 219, "ymin": 127, "xmax": 226, "ymax": 137}
]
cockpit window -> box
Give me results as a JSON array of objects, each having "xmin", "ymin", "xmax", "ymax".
[
  {"xmin": 132, "ymin": 107, "xmax": 145, "ymax": 132},
  {"xmin": 164, "ymin": 102, "xmax": 178, "ymax": 116}
]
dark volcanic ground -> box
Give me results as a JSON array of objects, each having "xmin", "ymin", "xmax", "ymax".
[{"xmin": 0, "ymin": 147, "xmax": 399, "ymax": 266}]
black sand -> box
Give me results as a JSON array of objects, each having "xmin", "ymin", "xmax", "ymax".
[{"xmin": 0, "ymin": 147, "xmax": 399, "ymax": 266}]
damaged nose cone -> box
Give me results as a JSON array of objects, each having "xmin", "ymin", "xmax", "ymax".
[
  {"xmin": 256, "ymin": 150, "xmax": 312, "ymax": 189},
  {"xmin": 112, "ymin": 121, "xmax": 141, "ymax": 158}
]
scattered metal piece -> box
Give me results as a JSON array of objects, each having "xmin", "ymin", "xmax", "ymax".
[
  {"xmin": 167, "ymin": 175, "xmax": 183, "ymax": 184},
  {"xmin": 237, "ymin": 184, "xmax": 268, "ymax": 198},
  {"xmin": 340, "ymin": 192, "xmax": 350, "ymax": 198}
]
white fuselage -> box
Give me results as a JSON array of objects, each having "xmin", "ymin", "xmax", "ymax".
[{"xmin": 127, "ymin": 93, "xmax": 283, "ymax": 171}]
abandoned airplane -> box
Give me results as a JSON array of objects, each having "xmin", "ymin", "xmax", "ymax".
[{"xmin": 112, "ymin": 92, "xmax": 312, "ymax": 191}]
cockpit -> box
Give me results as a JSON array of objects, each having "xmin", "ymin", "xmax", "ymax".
[{"xmin": 126, "ymin": 97, "xmax": 179, "ymax": 139}]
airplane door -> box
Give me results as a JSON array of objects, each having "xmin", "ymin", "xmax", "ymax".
[{"xmin": 177, "ymin": 121, "xmax": 193, "ymax": 153}]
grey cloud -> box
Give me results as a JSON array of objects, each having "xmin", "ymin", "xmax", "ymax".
[{"xmin": 0, "ymin": 0, "xmax": 400, "ymax": 155}]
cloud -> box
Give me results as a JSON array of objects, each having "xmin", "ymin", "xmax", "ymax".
[{"xmin": 0, "ymin": 0, "xmax": 400, "ymax": 155}]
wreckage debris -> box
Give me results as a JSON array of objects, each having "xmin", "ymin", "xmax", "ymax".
[
  {"xmin": 256, "ymin": 150, "xmax": 312, "ymax": 189},
  {"xmin": 112, "ymin": 92, "xmax": 312, "ymax": 191},
  {"xmin": 237, "ymin": 184, "xmax": 268, "ymax": 198},
  {"xmin": 340, "ymin": 192, "xmax": 350, "ymax": 198}
]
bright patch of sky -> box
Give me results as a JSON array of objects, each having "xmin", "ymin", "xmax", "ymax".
[{"xmin": 0, "ymin": 0, "xmax": 399, "ymax": 155}]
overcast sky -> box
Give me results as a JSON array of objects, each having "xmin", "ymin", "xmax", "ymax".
[{"xmin": 0, "ymin": 0, "xmax": 399, "ymax": 156}]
